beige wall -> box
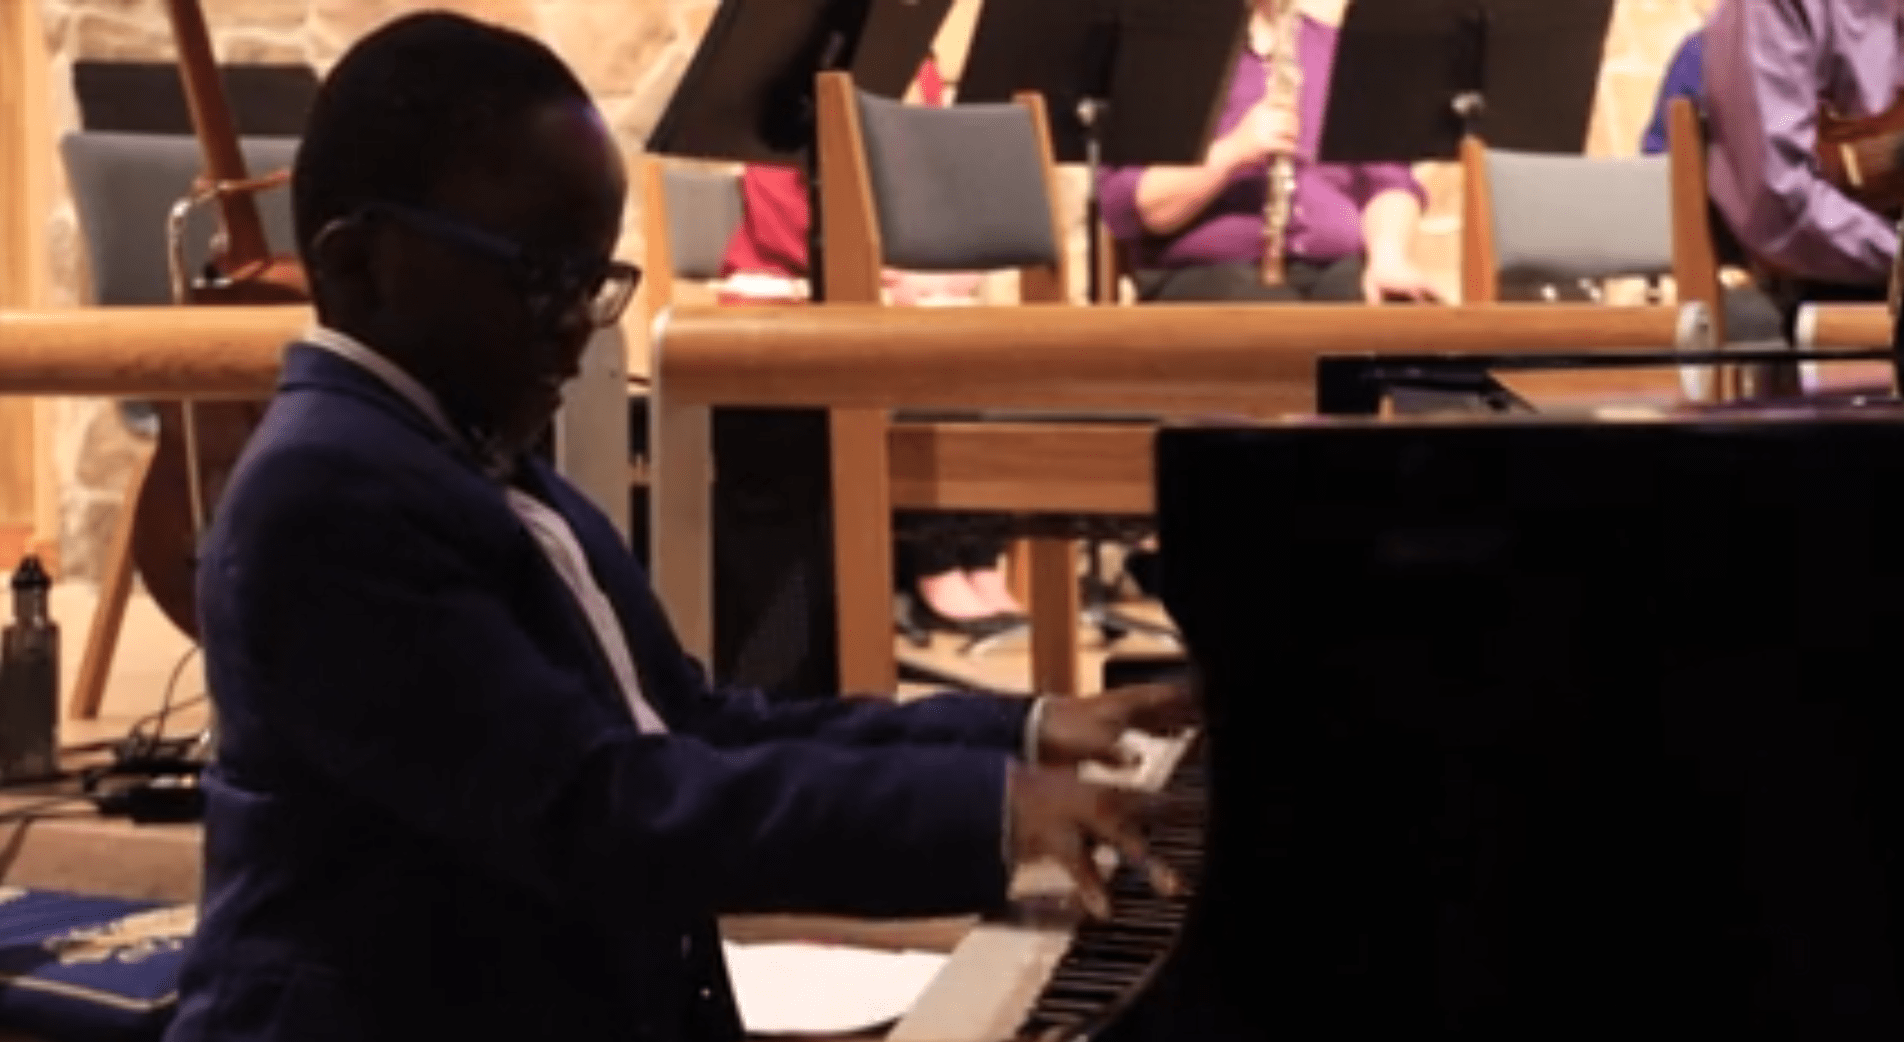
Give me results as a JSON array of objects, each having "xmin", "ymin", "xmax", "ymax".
[{"xmin": 22, "ymin": 0, "xmax": 1715, "ymax": 581}]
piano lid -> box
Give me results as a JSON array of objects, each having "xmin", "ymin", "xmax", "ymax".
[{"xmin": 1147, "ymin": 414, "xmax": 1904, "ymax": 1038}]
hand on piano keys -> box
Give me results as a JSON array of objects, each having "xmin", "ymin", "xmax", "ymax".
[
  {"xmin": 1032, "ymin": 682, "xmax": 1200, "ymax": 771},
  {"xmin": 893, "ymin": 731, "xmax": 1204, "ymax": 1042},
  {"xmin": 1011, "ymin": 683, "xmax": 1199, "ymax": 918},
  {"xmin": 1007, "ymin": 763, "xmax": 1184, "ymax": 922}
]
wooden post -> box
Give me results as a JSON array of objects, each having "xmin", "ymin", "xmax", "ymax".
[
  {"xmin": 816, "ymin": 71, "xmax": 899, "ymax": 694},
  {"xmin": 1666, "ymin": 97, "xmax": 1730, "ymax": 400},
  {"xmin": 1458, "ymin": 134, "xmax": 1498, "ymax": 305},
  {"xmin": 0, "ymin": 0, "xmax": 54, "ymax": 564},
  {"xmin": 1027, "ymin": 537, "xmax": 1081, "ymax": 697},
  {"xmin": 1015, "ymin": 88, "xmax": 1086, "ymax": 695}
]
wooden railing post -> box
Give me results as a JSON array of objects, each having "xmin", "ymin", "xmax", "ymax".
[{"xmin": 0, "ymin": 0, "xmax": 55, "ymax": 564}]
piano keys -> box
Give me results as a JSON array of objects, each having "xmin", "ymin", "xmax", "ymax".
[
  {"xmin": 1016, "ymin": 746, "xmax": 1203, "ymax": 1042},
  {"xmin": 888, "ymin": 730, "xmax": 1200, "ymax": 1042}
]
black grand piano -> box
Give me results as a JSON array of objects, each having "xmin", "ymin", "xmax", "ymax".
[
  {"xmin": 911, "ymin": 409, "xmax": 1904, "ymax": 1041},
  {"xmin": 1145, "ymin": 411, "xmax": 1904, "ymax": 1038}
]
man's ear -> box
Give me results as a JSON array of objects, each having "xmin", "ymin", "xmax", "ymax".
[{"xmin": 308, "ymin": 216, "xmax": 377, "ymax": 310}]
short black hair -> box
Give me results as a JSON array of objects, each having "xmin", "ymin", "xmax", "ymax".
[{"xmin": 292, "ymin": 10, "xmax": 591, "ymax": 269}]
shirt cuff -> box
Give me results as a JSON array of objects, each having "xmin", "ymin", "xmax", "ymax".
[
  {"xmin": 1004, "ymin": 696, "xmax": 1048, "ymax": 877},
  {"xmin": 1022, "ymin": 695, "xmax": 1048, "ymax": 766}
]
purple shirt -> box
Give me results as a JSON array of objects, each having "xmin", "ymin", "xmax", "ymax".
[
  {"xmin": 1705, "ymin": 0, "xmax": 1903, "ymax": 285},
  {"xmin": 1096, "ymin": 16, "xmax": 1426, "ymax": 269}
]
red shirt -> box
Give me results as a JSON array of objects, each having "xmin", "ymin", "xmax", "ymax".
[{"xmin": 719, "ymin": 58, "xmax": 945, "ymax": 281}]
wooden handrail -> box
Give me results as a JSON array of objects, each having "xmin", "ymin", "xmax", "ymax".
[
  {"xmin": 1798, "ymin": 302, "xmax": 1889, "ymax": 349},
  {"xmin": 653, "ymin": 303, "xmax": 1702, "ymax": 413},
  {"xmin": 0, "ymin": 306, "xmax": 306, "ymax": 396},
  {"xmin": 1790, "ymin": 302, "xmax": 1897, "ymax": 397}
]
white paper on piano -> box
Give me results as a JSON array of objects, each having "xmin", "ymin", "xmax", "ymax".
[{"xmin": 720, "ymin": 940, "xmax": 949, "ymax": 1036}]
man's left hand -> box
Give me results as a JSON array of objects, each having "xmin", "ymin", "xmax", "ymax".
[
  {"xmin": 1035, "ymin": 682, "xmax": 1201, "ymax": 769},
  {"xmin": 1362, "ymin": 253, "xmax": 1441, "ymax": 304}
]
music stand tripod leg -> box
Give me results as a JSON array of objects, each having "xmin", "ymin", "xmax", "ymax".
[{"xmin": 69, "ymin": 442, "xmax": 156, "ymax": 721}]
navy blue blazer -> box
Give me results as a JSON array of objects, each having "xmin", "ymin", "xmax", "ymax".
[{"xmin": 163, "ymin": 345, "xmax": 1031, "ymax": 1042}]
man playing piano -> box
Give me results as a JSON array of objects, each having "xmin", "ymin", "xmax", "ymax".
[
  {"xmin": 1703, "ymin": 0, "xmax": 1902, "ymax": 338},
  {"xmin": 1098, "ymin": 0, "xmax": 1440, "ymax": 303},
  {"xmin": 163, "ymin": 13, "xmax": 1193, "ymax": 1042}
]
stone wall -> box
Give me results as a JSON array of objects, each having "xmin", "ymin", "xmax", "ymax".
[
  {"xmin": 33, "ymin": 0, "xmax": 720, "ymax": 580},
  {"xmin": 30, "ymin": 0, "xmax": 1714, "ymax": 581}
]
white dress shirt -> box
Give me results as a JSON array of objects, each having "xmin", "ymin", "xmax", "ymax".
[{"xmin": 302, "ymin": 326, "xmax": 668, "ymax": 734}]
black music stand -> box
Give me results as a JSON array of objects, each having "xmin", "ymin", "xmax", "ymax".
[
  {"xmin": 74, "ymin": 61, "xmax": 319, "ymax": 135},
  {"xmin": 645, "ymin": 0, "xmax": 950, "ymax": 301},
  {"xmin": 1313, "ymin": 0, "xmax": 1612, "ymax": 410},
  {"xmin": 1319, "ymin": 0, "xmax": 1613, "ymax": 162},
  {"xmin": 955, "ymin": 0, "xmax": 1247, "ymax": 303}
]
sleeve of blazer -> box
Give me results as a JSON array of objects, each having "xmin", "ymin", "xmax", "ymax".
[
  {"xmin": 221, "ymin": 449, "xmax": 1014, "ymax": 919},
  {"xmin": 655, "ymin": 653, "xmax": 1036, "ymax": 752}
]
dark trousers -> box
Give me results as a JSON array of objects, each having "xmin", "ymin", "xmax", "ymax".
[
  {"xmin": 1704, "ymin": 200, "xmax": 1884, "ymax": 345},
  {"xmin": 710, "ymin": 408, "xmax": 838, "ymax": 699},
  {"xmin": 1134, "ymin": 257, "xmax": 1368, "ymax": 303},
  {"xmin": 1722, "ymin": 282, "xmax": 1787, "ymax": 345}
]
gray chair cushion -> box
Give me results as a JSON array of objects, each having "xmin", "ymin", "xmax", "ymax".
[
  {"xmin": 1485, "ymin": 149, "xmax": 1673, "ymax": 283},
  {"xmin": 852, "ymin": 90, "xmax": 1059, "ymax": 272},
  {"xmin": 661, "ymin": 166, "xmax": 744, "ymax": 280},
  {"xmin": 59, "ymin": 131, "xmax": 299, "ymax": 306}
]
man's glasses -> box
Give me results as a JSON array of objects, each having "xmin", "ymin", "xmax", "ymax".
[{"xmin": 354, "ymin": 201, "xmax": 641, "ymax": 330}]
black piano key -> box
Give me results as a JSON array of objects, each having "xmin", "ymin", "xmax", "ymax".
[
  {"xmin": 1034, "ymin": 999, "xmax": 1103, "ymax": 1018},
  {"xmin": 1048, "ymin": 967, "xmax": 1141, "ymax": 987},
  {"xmin": 1064, "ymin": 940, "xmax": 1164, "ymax": 963},
  {"xmin": 1045, "ymin": 982, "xmax": 1128, "ymax": 1001}
]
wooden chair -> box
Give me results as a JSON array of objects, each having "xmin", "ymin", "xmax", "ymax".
[
  {"xmin": 57, "ymin": 130, "xmax": 299, "ymax": 720},
  {"xmin": 813, "ymin": 69, "xmax": 1080, "ymax": 695},
  {"xmin": 1459, "ymin": 120, "xmax": 1730, "ymax": 406},
  {"xmin": 1091, "ymin": 219, "xmax": 1132, "ymax": 305},
  {"xmin": 636, "ymin": 158, "xmax": 745, "ymax": 316}
]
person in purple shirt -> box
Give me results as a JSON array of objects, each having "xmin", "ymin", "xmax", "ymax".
[
  {"xmin": 1097, "ymin": 0, "xmax": 1439, "ymax": 303},
  {"xmin": 1703, "ymin": 0, "xmax": 1901, "ymax": 326}
]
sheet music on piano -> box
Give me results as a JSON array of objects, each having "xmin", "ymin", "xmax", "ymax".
[
  {"xmin": 722, "ymin": 940, "xmax": 948, "ymax": 1036},
  {"xmin": 890, "ymin": 730, "xmax": 1199, "ymax": 1042}
]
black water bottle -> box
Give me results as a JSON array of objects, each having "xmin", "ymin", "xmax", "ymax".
[{"xmin": 0, "ymin": 555, "xmax": 58, "ymax": 783}]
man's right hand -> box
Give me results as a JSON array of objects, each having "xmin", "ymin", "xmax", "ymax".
[
  {"xmin": 1007, "ymin": 764, "xmax": 1180, "ymax": 920},
  {"xmin": 1212, "ymin": 99, "xmax": 1298, "ymax": 174}
]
